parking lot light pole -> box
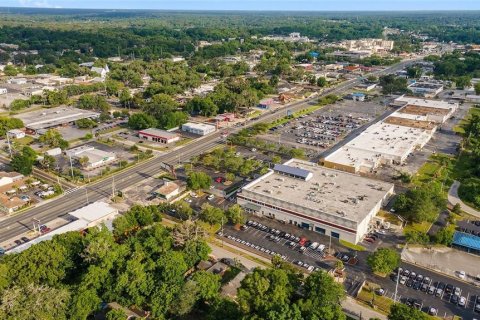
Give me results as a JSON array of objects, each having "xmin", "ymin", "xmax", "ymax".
[{"xmin": 394, "ymin": 267, "xmax": 400, "ymax": 302}]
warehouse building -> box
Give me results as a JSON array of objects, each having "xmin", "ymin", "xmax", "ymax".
[
  {"xmin": 15, "ymin": 107, "xmax": 100, "ymax": 133},
  {"xmin": 66, "ymin": 145, "xmax": 116, "ymax": 169},
  {"xmin": 407, "ymin": 82, "xmax": 443, "ymax": 97},
  {"xmin": 181, "ymin": 122, "xmax": 216, "ymax": 136},
  {"xmin": 8, "ymin": 201, "xmax": 118, "ymax": 254},
  {"xmin": 393, "ymin": 96, "xmax": 458, "ymax": 123},
  {"xmin": 237, "ymin": 159, "xmax": 394, "ymax": 243},
  {"xmin": 322, "ymin": 120, "xmax": 434, "ymax": 174},
  {"xmin": 138, "ymin": 128, "xmax": 180, "ymax": 144}
]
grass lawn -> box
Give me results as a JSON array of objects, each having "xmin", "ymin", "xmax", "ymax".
[
  {"xmin": 377, "ymin": 210, "xmax": 403, "ymax": 226},
  {"xmin": 412, "ymin": 154, "xmax": 454, "ymax": 188},
  {"xmin": 404, "ymin": 221, "xmax": 432, "ymax": 234},
  {"xmin": 357, "ymin": 283, "xmax": 393, "ymax": 315},
  {"xmin": 340, "ymin": 239, "xmax": 366, "ymax": 252},
  {"xmin": 14, "ymin": 136, "xmax": 34, "ymax": 146},
  {"xmin": 453, "ymin": 107, "xmax": 480, "ymax": 135}
]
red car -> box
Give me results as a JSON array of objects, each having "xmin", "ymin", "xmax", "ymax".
[
  {"xmin": 215, "ymin": 177, "xmax": 225, "ymax": 183},
  {"xmin": 299, "ymin": 237, "xmax": 307, "ymax": 246}
]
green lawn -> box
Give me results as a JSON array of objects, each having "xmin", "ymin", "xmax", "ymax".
[
  {"xmin": 404, "ymin": 221, "xmax": 432, "ymax": 234},
  {"xmin": 453, "ymin": 107, "xmax": 480, "ymax": 135},
  {"xmin": 340, "ymin": 239, "xmax": 366, "ymax": 252}
]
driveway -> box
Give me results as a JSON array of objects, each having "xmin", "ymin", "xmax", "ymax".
[{"xmin": 448, "ymin": 181, "xmax": 480, "ymax": 218}]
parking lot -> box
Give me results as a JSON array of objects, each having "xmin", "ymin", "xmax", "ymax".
[
  {"xmin": 220, "ymin": 215, "xmax": 480, "ymax": 319},
  {"xmin": 258, "ymin": 99, "xmax": 387, "ymax": 158},
  {"xmin": 380, "ymin": 263, "xmax": 480, "ymax": 319}
]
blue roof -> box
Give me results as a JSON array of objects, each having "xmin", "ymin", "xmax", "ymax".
[
  {"xmin": 352, "ymin": 92, "xmax": 365, "ymax": 97},
  {"xmin": 273, "ymin": 164, "xmax": 312, "ymax": 180},
  {"xmin": 452, "ymin": 232, "xmax": 480, "ymax": 251}
]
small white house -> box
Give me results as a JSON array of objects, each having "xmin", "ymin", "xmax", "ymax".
[
  {"xmin": 0, "ymin": 88, "xmax": 7, "ymax": 95},
  {"xmin": 7, "ymin": 129, "xmax": 25, "ymax": 139}
]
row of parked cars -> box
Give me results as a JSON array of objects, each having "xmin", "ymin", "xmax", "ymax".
[
  {"xmin": 223, "ymin": 234, "xmax": 287, "ymax": 261},
  {"xmin": 245, "ymin": 220, "xmax": 329, "ymax": 257},
  {"xmin": 393, "ymin": 267, "xmax": 478, "ymax": 311}
]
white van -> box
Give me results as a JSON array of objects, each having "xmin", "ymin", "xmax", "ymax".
[{"xmin": 309, "ymin": 242, "xmax": 319, "ymax": 250}]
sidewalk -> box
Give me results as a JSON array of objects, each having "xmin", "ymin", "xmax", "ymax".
[
  {"xmin": 342, "ymin": 296, "xmax": 387, "ymax": 320},
  {"xmin": 448, "ymin": 180, "xmax": 480, "ymax": 218}
]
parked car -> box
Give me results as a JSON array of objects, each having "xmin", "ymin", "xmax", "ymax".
[
  {"xmin": 451, "ymin": 294, "xmax": 459, "ymax": 305},
  {"xmin": 454, "ymin": 287, "xmax": 462, "ymax": 296},
  {"xmin": 435, "ymin": 282, "xmax": 445, "ymax": 297},
  {"xmin": 375, "ymin": 288, "xmax": 385, "ymax": 296},
  {"xmin": 413, "ymin": 281, "xmax": 421, "ymax": 290},
  {"xmin": 459, "ymin": 296, "xmax": 467, "ymax": 307},
  {"xmin": 428, "ymin": 307, "xmax": 438, "ymax": 316},
  {"xmin": 21, "ymin": 237, "xmax": 29, "ymax": 243},
  {"xmin": 309, "ymin": 242, "xmax": 319, "ymax": 250},
  {"xmin": 427, "ymin": 285, "xmax": 435, "ymax": 295},
  {"xmin": 413, "ymin": 300, "xmax": 422, "ymax": 310},
  {"xmin": 445, "ymin": 283, "xmax": 454, "ymax": 294},
  {"xmin": 458, "ymin": 270, "xmax": 466, "ymax": 279},
  {"xmin": 207, "ymin": 194, "xmax": 215, "ymax": 201}
]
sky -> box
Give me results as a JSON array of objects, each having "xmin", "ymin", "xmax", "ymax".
[{"xmin": 2, "ymin": 0, "xmax": 480, "ymax": 11}]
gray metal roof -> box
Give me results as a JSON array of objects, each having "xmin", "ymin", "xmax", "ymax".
[{"xmin": 273, "ymin": 164, "xmax": 312, "ymax": 180}]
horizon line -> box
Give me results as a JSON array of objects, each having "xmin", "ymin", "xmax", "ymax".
[{"xmin": 1, "ymin": 6, "xmax": 480, "ymax": 12}]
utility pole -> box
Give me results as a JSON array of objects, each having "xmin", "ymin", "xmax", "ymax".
[
  {"xmin": 6, "ymin": 132, "xmax": 12, "ymax": 158},
  {"xmin": 112, "ymin": 176, "xmax": 116, "ymax": 200},
  {"xmin": 393, "ymin": 267, "xmax": 401, "ymax": 302},
  {"xmin": 68, "ymin": 154, "xmax": 74, "ymax": 180}
]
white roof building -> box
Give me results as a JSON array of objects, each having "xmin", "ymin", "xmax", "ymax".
[
  {"xmin": 323, "ymin": 121, "xmax": 434, "ymax": 174},
  {"xmin": 7, "ymin": 201, "xmax": 118, "ymax": 254},
  {"xmin": 181, "ymin": 122, "xmax": 216, "ymax": 136},
  {"xmin": 237, "ymin": 159, "xmax": 394, "ymax": 243}
]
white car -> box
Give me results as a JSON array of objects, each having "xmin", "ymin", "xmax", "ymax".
[
  {"xmin": 458, "ymin": 296, "xmax": 467, "ymax": 307},
  {"xmin": 309, "ymin": 242, "xmax": 319, "ymax": 250},
  {"xmin": 207, "ymin": 194, "xmax": 215, "ymax": 200},
  {"xmin": 458, "ymin": 270, "xmax": 466, "ymax": 279},
  {"xmin": 317, "ymin": 244, "xmax": 326, "ymax": 252}
]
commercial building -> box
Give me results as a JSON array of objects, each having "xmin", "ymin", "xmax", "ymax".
[
  {"xmin": 8, "ymin": 201, "xmax": 118, "ymax": 253},
  {"xmin": 7, "ymin": 129, "xmax": 25, "ymax": 139},
  {"xmin": 154, "ymin": 180, "xmax": 185, "ymax": 201},
  {"xmin": 407, "ymin": 82, "xmax": 444, "ymax": 97},
  {"xmin": 330, "ymin": 51, "xmax": 372, "ymax": 60},
  {"xmin": 0, "ymin": 194, "xmax": 26, "ymax": 214},
  {"xmin": 393, "ymin": 96, "xmax": 458, "ymax": 123},
  {"xmin": 7, "ymin": 78, "xmax": 27, "ymax": 85},
  {"xmin": 15, "ymin": 107, "xmax": 100, "ymax": 133},
  {"xmin": 215, "ymin": 113, "xmax": 235, "ymax": 122},
  {"xmin": 322, "ymin": 120, "xmax": 434, "ymax": 174},
  {"xmin": 66, "ymin": 145, "xmax": 116, "ymax": 169},
  {"xmin": 182, "ymin": 122, "xmax": 216, "ymax": 136},
  {"xmin": 237, "ymin": 159, "xmax": 394, "ymax": 243},
  {"xmin": 138, "ymin": 128, "xmax": 180, "ymax": 144},
  {"xmin": 339, "ymin": 39, "xmax": 395, "ymax": 54},
  {"xmin": 0, "ymin": 171, "xmax": 24, "ymax": 187}
]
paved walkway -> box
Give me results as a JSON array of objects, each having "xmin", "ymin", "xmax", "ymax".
[
  {"xmin": 342, "ymin": 296, "xmax": 387, "ymax": 320},
  {"xmin": 448, "ymin": 180, "xmax": 480, "ymax": 218}
]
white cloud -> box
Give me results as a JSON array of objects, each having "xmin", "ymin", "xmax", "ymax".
[{"xmin": 18, "ymin": 0, "xmax": 61, "ymax": 8}]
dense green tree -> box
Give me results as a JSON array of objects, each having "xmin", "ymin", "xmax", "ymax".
[
  {"xmin": 388, "ymin": 303, "xmax": 429, "ymax": 320},
  {"xmin": 127, "ymin": 112, "xmax": 157, "ymax": 130},
  {"xmin": 367, "ymin": 248, "xmax": 400, "ymax": 275},
  {"xmin": 199, "ymin": 204, "xmax": 225, "ymax": 225},
  {"xmin": 0, "ymin": 284, "xmax": 70, "ymax": 320},
  {"xmin": 185, "ymin": 96, "xmax": 219, "ymax": 116},
  {"xmin": 226, "ymin": 204, "xmax": 246, "ymax": 225},
  {"xmin": 39, "ymin": 129, "xmax": 69, "ymax": 149},
  {"xmin": 78, "ymin": 94, "xmax": 110, "ymax": 113},
  {"xmin": 11, "ymin": 146, "xmax": 36, "ymax": 175},
  {"xmin": 187, "ymin": 171, "xmax": 212, "ymax": 190},
  {"xmin": 0, "ymin": 117, "xmax": 24, "ymax": 136}
]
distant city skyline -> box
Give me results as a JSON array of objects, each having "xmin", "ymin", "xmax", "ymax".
[{"xmin": 3, "ymin": 0, "xmax": 480, "ymax": 10}]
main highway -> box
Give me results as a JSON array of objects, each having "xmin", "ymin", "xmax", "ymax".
[{"xmin": 0, "ymin": 58, "xmax": 418, "ymax": 243}]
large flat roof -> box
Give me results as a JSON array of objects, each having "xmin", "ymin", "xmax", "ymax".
[
  {"xmin": 68, "ymin": 201, "xmax": 117, "ymax": 223},
  {"xmin": 323, "ymin": 121, "xmax": 432, "ymax": 169},
  {"xmin": 399, "ymin": 105, "xmax": 450, "ymax": 116},
  {"xmin": 241, "ymin": 159, "xmax": 393, "ymax": 224},
  {"xmin": 15, "ymin": 107, "xmax": 100, "ymax": 130},
  {"xmin": 182, "ymin": 122, "xmax": 216, "ymax": 130},
  {"xmin": 384, "ymin": 116, "xmax": 436, "ymax": 130},
  {"xmin": 139, "ymin": 128, "xmax": 179, "ymax": 139},
  {"xmin": 394, "ymin": 96, "xmax": 457, "ymax": 110}
]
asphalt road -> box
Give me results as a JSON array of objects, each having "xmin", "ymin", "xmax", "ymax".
[{"xmin": 0, "ymin": 58, "xmax": 418, "ymax": 244}]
